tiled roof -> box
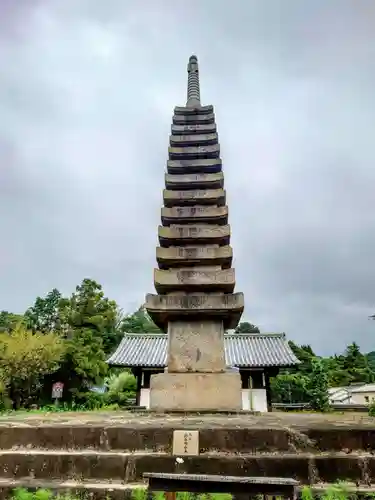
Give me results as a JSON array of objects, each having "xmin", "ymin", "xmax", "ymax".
[{"xmin": 107, "ymin": 333, "xmax": 299, "ymax": 368}]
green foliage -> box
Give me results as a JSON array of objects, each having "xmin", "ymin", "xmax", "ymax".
[
  {"xmin": 271, "ymin": 373, "xmax": 310, "ymax": 403},
  {"xmin": 107, "ymin": 371, "xmax": 136, "ymax": 392},
  {"xmin": 0, "ymin": 325, "xmax": 65, "ymax": 408},
  {"xmin": 59, "ymin": 278, "xmax": 120, "ymax": 354},
  {"xmin": 24, "ymin": 289, "xmax": 62, "ymax": 334},
  {"xmin": 120, "ymin": 305, "xmax": 162, "ymax": 334},
  {"xmin": 234, "ymin": 321, "xmax": 260, "ymax": 334},
  {"xmin": 307, "ymin": 358, "xmax": 329, "ymax": 412},
  {"xmin": 272, "ymin": 339, "xmax": 375, "ymax": 407},
  {"xmin": 368, "ymin": 400, "xmax": 375, "ymax": 417},
  {"xmin": 55, "ymin": 279, "xmax": 115, "ymax": 396},
  {"xmin": 10, "ymin": 485, "xmax": 365, "ymax": 500},
  {"xmin": 0, "ymin": 311, "xmax": 25, "ymax": 333},
  {"xmin": 105, "ymin": 370, "xmax": 136, "ymax": 406}
]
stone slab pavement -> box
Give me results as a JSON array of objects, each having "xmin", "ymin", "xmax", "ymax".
[{"xmin": 0, "ymin": 411, "xmax": 373, "ymax": 429}]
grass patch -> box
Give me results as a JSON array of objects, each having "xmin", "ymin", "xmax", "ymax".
[{"xmin": 10, "ymin": 485, "xmax": 375, "ymax": 500}]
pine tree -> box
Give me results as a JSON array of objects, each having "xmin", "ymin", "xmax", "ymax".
[{"xmin": 307, "ymin": 358, "xmax": 329, "ymax": 411}]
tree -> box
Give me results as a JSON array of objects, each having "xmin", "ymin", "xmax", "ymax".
[
  {"xmin": 54, "ymin": 279, "xmax": 117, "ymax": 398},
  {"xmin": 24, "ymin": 289, "xmax": 62, "ymax": 334},
  {"xmin": 288, "ymin": 342, "xmax": 315, "ymax": 374},
  {"xmin": 271, "ymin": 373, "xmax": 310, "ymax": 403},
  {"xmin": 0, "ymin": 311, "xmax": 25, "ymax": 333},
  {"xmin": 120, "ymin": 305, "xmax": 162, "ymax": 334},
  {"xmin": 0, "ymin": 325, "xmax": 65, "ymax": 408},
  {"xmin": 234, "ymin": 321, "xmax": 260, "ymax": 334},
  {"xmin": 307, "ymin": 358, "xmax": 329, "ymax": 412},
  {"xmin": 59, "ymin": 279, "xmax": 120, "ymax": 354}
]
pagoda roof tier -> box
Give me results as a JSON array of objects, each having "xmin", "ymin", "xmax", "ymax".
[
  {"xmin": 154, "ymin": 268, "xmax": 235, "ymax": 294},
  {"xmin": 165, "ymin": 172, "xmax": 224, "ymax": 190},
  {"xmin": 169, "ymin": 133, "xmax": 218, "ymax": 147},
  {"xmin": 161, "ymin": 205, "xmax": 228, "ymax": 226},
  {"xmin": 163, "ymin": 188, "xmax": 225, "ymax": 207},
  {"xmin": 169, "ymin": 144, "xmax": 220, "ymax": 160},
  {"xmin": 167, "ymin": 159, "xmax": 222, "ymax": 174},
  {"xmin": 173, "ymin": 113, "xmax": 215, "ymax": 125},
  {"xmin": 158, "ymin": 224, "xmax": 230, "ymax": 247},
  {"xmin": 156, "ymin": 245, "xmax": 232, "ymax": 269},
  {"xmin": 174, "ymin": 105, "xmax": 213, "ymax": 115},
  {"xmin": 171, "ymin": 123, "xmax": 217, "ymax": 135},
  {"xmin": 145, "ymin": 292, "xmax": 244, "ymax": 331}
]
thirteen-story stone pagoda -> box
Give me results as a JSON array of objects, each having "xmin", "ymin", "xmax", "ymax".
[{"xmin": 145, "ymin": 55, "xmax": 244, "ymax": 411}]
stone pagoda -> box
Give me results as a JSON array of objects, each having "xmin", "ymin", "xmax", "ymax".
[{"xmin": 145, "ymin": 55, "xmax": 244, "ymax": 411}]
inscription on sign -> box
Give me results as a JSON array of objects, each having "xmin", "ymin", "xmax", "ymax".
[
  {"xmin": 51, "ymin": 382, "xmax": 64, "ymax": 400},
  {"xmin": 172, "ymin": 430, "xmax": 199, "ymax": 456}
]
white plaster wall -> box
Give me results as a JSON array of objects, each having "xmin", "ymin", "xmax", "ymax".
[
  {"xmin": 140, "ymin": 388, "xmax": 150, "ymax": 408},
  {"xmin": 351, "ymin": 392, "xmax": 375, "ymax": 405},
  {"xmin": 242, "ymin": 389, "xmax": 268, "ymax": 412}
]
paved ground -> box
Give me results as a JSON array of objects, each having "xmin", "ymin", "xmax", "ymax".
[{"xmin": 0, "ymin": 410, "xmax": 373, "ymax": 428}]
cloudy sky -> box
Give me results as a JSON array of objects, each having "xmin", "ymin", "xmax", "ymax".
[{"xmin": 1, "ymin": 0, "xmax": 375, "ymax": 354}]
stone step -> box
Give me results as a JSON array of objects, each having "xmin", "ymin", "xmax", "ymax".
[
  {"xmin": 169, "ymin": 133, "xmax": 218, "ymax": 147},
  {"xmin": 167, "ymin": 159, "xmax": 222, "ymax": 174},
  {"xmin": 171, "ymin": 123, "xmax": 217, "ymax": 135},
  {"xmin": 169, "ymin": 144, "xmax": 220, "ymax": 160},
  {"xmin": 172, "ymin": 114, "xmax": 215, "ymax": 125},
  {"xmin": 158, "ymin": 225, "xmax": 230, "ymax": 247},
  {"xmin": 2, "ymin": 422, "xmax": 373, "ymax": 454},
  {"xmin": 163, "ymin": 189, "xmax": 225, "ymax": 208},
  {"xmin": 165, "ymin": 172, "xmax": 224, "ymax": 190},
  {"xmin": 0, "ymin": 450, "xmax": 373, "ymax": 485},
  {"xmin": 161, "ymin": 206, "xmax": 228, "ymax": 226},
  {"xmin": 154, "ymin": 268, "xmax": 235, "ymax": 294}
]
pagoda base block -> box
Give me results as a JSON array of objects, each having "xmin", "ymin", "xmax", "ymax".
[{"xmin": 149, "ymin": 372, "xmax": 242, "ymax": 411}]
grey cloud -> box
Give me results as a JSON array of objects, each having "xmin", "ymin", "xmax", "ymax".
[{"xmin": 1, "ymin": 0, "xmax": 375, "ymax": 354}]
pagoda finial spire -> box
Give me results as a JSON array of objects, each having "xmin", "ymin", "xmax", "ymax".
[{"xmin": 186, "ymin": 54, "xmax": 200, "ymax": 107}]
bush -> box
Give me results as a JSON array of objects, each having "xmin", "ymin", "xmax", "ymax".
[
  {"xmin": 0, "ymin": 380, "xmax": 11, "ymax": 412},
  {"xmin": 107, "ymin": 371, "xmax": 136, "ymax": 392},
  {"xmin": 368, "ymin": 399, "xmax": 375, "ymax": 416},
  {"xmin": 105, "ymin": 371, "xmax": 136, "ymax": 407}
]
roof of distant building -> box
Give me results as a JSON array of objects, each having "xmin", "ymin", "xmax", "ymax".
[{"xmin": 107, "ymin": 333, "xmax": 300, "ymax": 368}]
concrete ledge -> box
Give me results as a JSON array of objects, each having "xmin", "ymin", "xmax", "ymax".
[
  {"xmin": 158, "ymin": 224, "xmax": 230, "ymax": 246},
  {"xmin": 170, "ymin": 133, "xmax": 218, "ymax": 147},
  {"xmin": 154, "ymin": 268, "xmax": 235, "ymax": 294},
  {"xmin": 156, "ymin": 245, "xmax": 232, "ymax": 268},
  {"xmin": 172, "ymin": 123, "xmax": 217, "ymax": 135},
  {"xmin": 167, "ymin": 158, "xmax": 222, "ymax": 174},
  {"xmin": 173, "ymin": 114, "xmax": 215, "ymax": 125},
  {"xmin": 174, "ymin": 105, "xmax": 214, "ymax": 115},
  {"xmin": 169, "ymin": 144, "xmax": 220, "ymax": 159},
  {"xmin": 161, "ymin": 206, "xmax": 228, "ymax": 226},
  {"xmin": 145, "ymin": 292, "xmax": 244, "ymax": 330},
  {"xmin": 163, "ymin": 188, "xmax": 225, "ymax": 207},
  {"xmin": 165, "ymin": 172, "xmax": 224, "ymax": 190}
]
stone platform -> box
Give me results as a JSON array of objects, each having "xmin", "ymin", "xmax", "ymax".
[{"xmin": 0, "ymin": 411, "xmax": 373, "ymax": 497}]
